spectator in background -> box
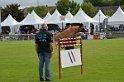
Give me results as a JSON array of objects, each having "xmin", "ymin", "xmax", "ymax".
[{"xmin": 64, "ymin": 23, "xmax": 71, "ymax": 30}]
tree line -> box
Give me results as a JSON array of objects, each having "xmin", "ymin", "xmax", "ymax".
[
  {"xmin": 84, "ymin": 0, "xmax": 124, "ymax": 6},
  {"xmin": 1, "ymin": 0, "xmax": 124, "ymax": 22}
]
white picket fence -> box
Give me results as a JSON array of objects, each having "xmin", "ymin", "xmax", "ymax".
[{"xmin": 0, "ymin": 34, "xmax": 36, "ymax": 40}]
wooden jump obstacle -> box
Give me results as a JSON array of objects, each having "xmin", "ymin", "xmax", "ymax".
[{"xmin": 57, "ymin": 37, "xmax": 83, "ymax": 79}]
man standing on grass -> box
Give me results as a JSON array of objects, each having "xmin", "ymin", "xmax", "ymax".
[{"xmin": 35, "ymin": 23, "xmax": 53, "ymax": 82}]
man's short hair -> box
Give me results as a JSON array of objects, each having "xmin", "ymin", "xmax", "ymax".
[{"xmin": 41, "ymin": 23, "xmax": 48, "ymax": 29}]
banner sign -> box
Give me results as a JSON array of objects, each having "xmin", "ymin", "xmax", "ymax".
[
  {"xmin": 60, "ymin": 49, "xmax": 82, "ymax": 68},
  {"xmin": 60, "ymin": 16, "xmax": 65, "ymax": 21}
]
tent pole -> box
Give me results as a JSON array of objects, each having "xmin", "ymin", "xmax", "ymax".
[
  {"xmin": 0, "ymin": 7, "xmax": 2, "ymax": 33},
  {"xmin": 62, "ymin": 21, "xmax": 63, "ymax": 31}
]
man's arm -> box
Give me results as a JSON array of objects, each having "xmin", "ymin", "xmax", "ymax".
[
  {"xmin": 49, "ymin": 42, "xmax": 53, "ymax": 58},
  {"xmin": 35, "ymin": 43, "xmax": 39, "ymax": 57}
]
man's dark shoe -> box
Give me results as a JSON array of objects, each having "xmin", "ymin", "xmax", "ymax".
[
  {"xmin": 40, "ymin": 78, "xmax": 44, "ymax": 81},
  {"xmin": 46, "ymin": 79, "xmax": 52, "ymax": 82}
]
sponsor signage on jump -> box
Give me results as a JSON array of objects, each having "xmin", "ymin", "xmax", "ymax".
[{"xmin": 60, "ymin": 49, "xmax": 82, "ymax": 68}]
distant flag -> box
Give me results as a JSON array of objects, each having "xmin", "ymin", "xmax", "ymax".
[{"xmin": 60, "ymin": 49, "xmax": 82, "ymax": 68}]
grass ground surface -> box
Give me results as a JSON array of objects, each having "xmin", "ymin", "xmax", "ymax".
[{"xmin": 0, "ymin": 38, "xmax": 124, "ymax": 82}]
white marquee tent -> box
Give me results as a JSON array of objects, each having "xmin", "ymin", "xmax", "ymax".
[
  {"xmin": 1, "ymin": 14, "xmax": 19, "ymax": 32},
  {"xmin": 45, "ymin": 9, "xmax": 68, "ymax": 23},
  {"xmin": 18, "ymin": 10, "xmax": 44, "ymax": 30},
  {"xmin": 45, "ymin": 9, "xmax": 68, "ymax": 29},
  {"xmin": 19, "ymin": 10, "xmax": 44, "ymax": 25},
  {"xmin": 66, "ymin": 8, "xmax": 97, "ymax": 23},
  {"xmin": 65, "ymin": 11, "xmax": 73, "ymax": 20},
  {"xmin": 66, "ymin": 8, "xmax": 98, "ymax": 33},
  {"xmin": 45, "ymin": 9, "xmax": 61, "ymax": 24},
  {"xmin": 43, "ymin": 12, "xmax": 51, "ymax": 20},
  {"xmin": 108, "ymin": 6, "xmax": 124, "ymax": 25},
  {"xmin": 93, "ymin": 10, "xmax": 107, "ymax": 23}
]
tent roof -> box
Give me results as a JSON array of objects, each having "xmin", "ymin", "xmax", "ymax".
[
  {"xmin": 45, "ymin": 9, "xmax": 68, "ymax": 24},
  {"xmin": 65, "ymin": 11, "xmax": 73, "ymax": 20},
  {"xmin": 18, "ymin": 10, "xmax": 44, "ymax": 25},
  {"xmin": 108, "ymin": 6, "xmax": 124, "ymax": 25},
  {"xmin": 66, "ymin": 8, "xmax": 97, "ymax": 23},
  {"xmin": 93, "ymin": 10, "xmax": 107, "ymax": 23},
  {"xmin": 43, "ymin": 12, "xmax": 51, "ymax": 20},
  {"xmin": 1, "ymin": 14, "xmax": 19, "ymax": 26}
]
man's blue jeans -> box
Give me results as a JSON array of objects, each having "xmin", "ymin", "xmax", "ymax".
[{"xmin": 38, "ymin": 52, "xmax": 51, "ymax": 81}]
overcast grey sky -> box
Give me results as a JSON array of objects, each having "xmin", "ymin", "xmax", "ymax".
[{"xmin": 0, "ymin": 0, "xmax": 83, "ymax": 9}]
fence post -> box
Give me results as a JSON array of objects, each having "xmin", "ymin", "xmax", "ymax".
[
  {"xmin": 80, "ymin": 38, "xmax": 83, "ymax": 75},
  {"xmin": 58, "ymin": 38, "xmax": 61, "ymax": 79}
]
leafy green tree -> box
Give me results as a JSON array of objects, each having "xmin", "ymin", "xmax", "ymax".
[
  {"xmin": 88, "ymin": 0, "xmax": 104, "ymax": 6},
  {"xmin": 49, "ymin": 8, "xmax": 56, "ymax": 15},
  {"xmin": 84, "ymin": 0, "xmax": 89, "ymax": 2},
  {"xmin": 56, "ymin": 0, "xmax": 80, "ymax": 15},
  {"xmin": 103, "ymin": 0, "xmax": 114, "ymax": 6},
  {"xmin": 56, "ymin": 0, "xmax": 71, "ymax": 15},
  {"xmin": 121, "ymin": 5, "xmax": 124, "ymax": 11},
  {"xmin": 1, "ymin": 4, "xmax": 24, "ymax": 22},
  {"xmin": 119, "ymin": 0, "xmax": 124, "ymax": 5},
  {"xmin": 81, "ymin": 2, "xmax": 96, "ymax": 17},
  {"xmin": 104, "ymin": 10, "xmax": 115, "ymax": 16},
  {"xmin": 88, "ymin": 0, "xmax": 122, "ymax": 6},
  {"xmin": 69, "ymin": 0, "xmax": 80, "ymax": 15},
  {"xmin": 28, "ymin": 5, "xmax": 48, "ymax": 18}
]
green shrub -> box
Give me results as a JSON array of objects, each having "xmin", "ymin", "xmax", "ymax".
[{"xmin": 107, "ymin": 36, "xmax": 118, "ymax": 39}]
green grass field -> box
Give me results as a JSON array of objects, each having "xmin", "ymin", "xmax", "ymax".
[{"xmin": 0, "ymin": 38, "xmax": 124, "ymax": 82}]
